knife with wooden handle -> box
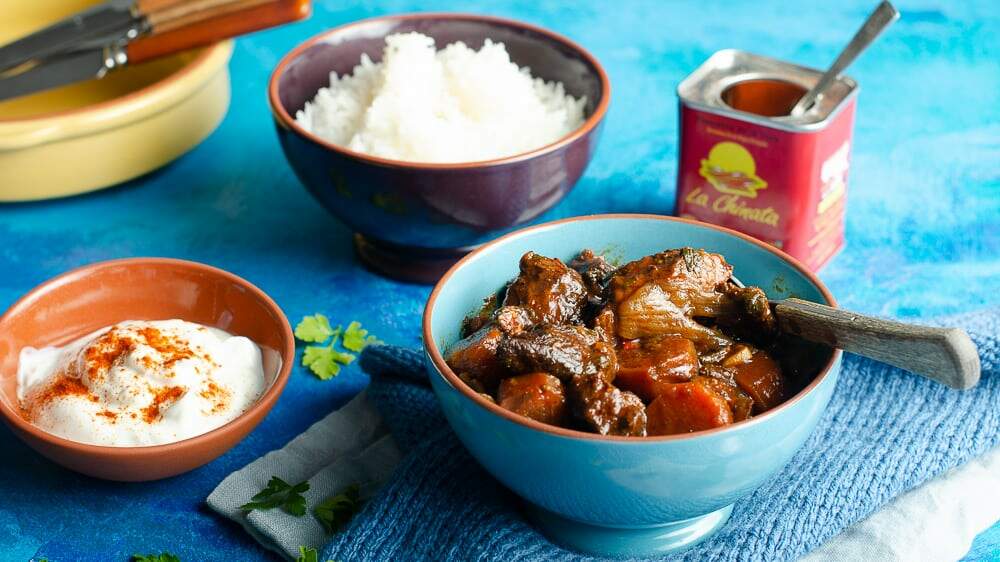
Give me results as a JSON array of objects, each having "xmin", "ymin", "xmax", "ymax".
[
  {"xmin": 129, "ymin": 0, "xmax": 310, "ymax": 63},
  {"xmin": 0, "ymin": 0, "xmax": 311, "ymax": 101}
]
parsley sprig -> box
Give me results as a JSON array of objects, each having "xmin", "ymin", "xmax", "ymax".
[
  {"xmin": 314, "ymin": 484, "xmax": 363, "ymax": 533},
  {"xmin": 240, "ymin": 476, "xmax": 310, "ymax": 516},
  {"xmin": 295, "ymin": 314, "xmax": 381, "ymax": 380}
]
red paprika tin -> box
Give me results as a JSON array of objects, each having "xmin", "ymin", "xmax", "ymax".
[{"xmin": 675, "ymin": 49, "xmax": 858, "ymax": 271}]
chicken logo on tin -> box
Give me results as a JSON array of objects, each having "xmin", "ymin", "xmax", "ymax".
[{"xmin": 698, "ymin": 142, "xmax": 767, "ymax": 199}]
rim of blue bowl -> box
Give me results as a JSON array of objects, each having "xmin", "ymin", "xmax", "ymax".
[
  {"xmin": 267, "ymin": 12, "xmax": 611, "ymax": 170},
  {"xmin": 423, "ymin": 213, "xmax": 843, "ymax": 442}
]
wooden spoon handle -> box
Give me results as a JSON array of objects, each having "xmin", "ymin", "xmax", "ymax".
[{"xmin": 773, "ymin": 298, "xmax": 980, "ymax": 389}]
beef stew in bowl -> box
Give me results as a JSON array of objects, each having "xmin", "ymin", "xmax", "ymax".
[
  {"xmin": 423, "ymin": 214, "xmax": 841, "ymax": 555},
  {"xmin": 445, "ymin": 247, "xmax": 816, "ymax": 436}
]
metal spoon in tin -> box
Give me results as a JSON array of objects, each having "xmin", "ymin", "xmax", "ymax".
[
  {"xmin": 730, "ymin": 277, "xmax": 981, "ymax": 390},
  {"xmin": 790, "ymin": 1, "xmax": 900, "ymax": 117}
]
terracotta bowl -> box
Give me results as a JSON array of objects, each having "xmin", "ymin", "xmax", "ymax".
[
  {"xmin": 0, "ymin": 258, "xmax": 294, "ymax": 481},
  {"xmin": 268, "ymin": 13, "xmax": 610, "ymax": 283}
]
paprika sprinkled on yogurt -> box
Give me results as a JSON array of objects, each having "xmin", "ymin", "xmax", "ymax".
[{"xmin": 16, "ymin": 320, "xmax": 266, "ymax": 447}]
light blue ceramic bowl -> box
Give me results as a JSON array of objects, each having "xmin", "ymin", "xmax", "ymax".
[{"xmin": 422, "ymin": 214, "xmax": 841, "ymax": 557}]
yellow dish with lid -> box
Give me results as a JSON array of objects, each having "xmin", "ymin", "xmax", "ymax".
[{"xmin": 0, "ymin": 0, "xmax": 232, "ymax": 202}]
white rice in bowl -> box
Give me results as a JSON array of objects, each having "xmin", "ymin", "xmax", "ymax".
[{"xmin": 294, "ymin": 32, "xmax": 588, "ymax": 164}]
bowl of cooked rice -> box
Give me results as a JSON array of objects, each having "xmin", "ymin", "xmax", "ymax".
[{"xmin": 268, "ymin": 13, "xmax": 610, "ymax": 283}]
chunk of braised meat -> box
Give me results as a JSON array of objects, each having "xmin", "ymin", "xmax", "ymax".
[
  {"xmin": 497, "ymin": 373, "xmax": 568, "ymax": 426},
  {"xmin": 445, "ymin": 325, "xmax": 507, "ymax": 394},
  {"xmin": 714, "ymin": 283, "xmax": 777, "ymax": 344},
  {"xmin": 646, "ymin": 379, "xmax": 734, "ymax": 435},
  {"xmin": 615, "ymin": 336, "xmax": 699, "ymax": 402},
  {"xmin": 610, "ymin": 248, "xmax": 733, "ymax": 308},
  {"xmin": 461, "ymin": 294, "xmax": 499, "ymax": 338},
  {"xmin": 569, "ymin": 249, "xmax": 616, "ymax": 304},
  {"xmin": 610, "ymin": 248, "xmax": 734, "ymax": 350},
  {"xmin": 494, "ymin": 305, "xmax": 534, "ymax": 337},
  {"xmin": 503, "ymin": 252, "xmax": 588, "ymax": 325},
  {"xmin": 498, "ymin": 324, "xmax": 616, "ymax": 383},
  {"xmin": 569, "ymin": 374, "xmax": 647, "ymax": 436}
]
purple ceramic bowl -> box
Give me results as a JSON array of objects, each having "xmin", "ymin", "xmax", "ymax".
[{"xmin": 268, "ymin": 13, "xmax": 610, "ymax": 283}]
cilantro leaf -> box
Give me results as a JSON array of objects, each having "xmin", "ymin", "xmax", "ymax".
[
  {"xmin": 302, "ymin": 337, "xmax": 356, "ymax": 380},
  {"xmin": 295, "ymin": 314, "xmax": 380, "ymax": 380},
  {"xmin": 314, "ymin": 484, "xmax": 363, "ymax": 534},
  {"xmin": 302, "ymin": 345, "xmax": 342, "ymax": 380},
  {"xmin": 132, "ymin": 554, "xmax": 180, "ymax": 562},
  {"xmin": 295, "ymin": 314, "xmax": 338, "ymax": 343},
  {"xmin": 240, "ymin": 476, "xmax": 310, "ymax": 516},
  {"xmin": 342, "ymin": 321, "xmax": 380, "ymax": 352}
]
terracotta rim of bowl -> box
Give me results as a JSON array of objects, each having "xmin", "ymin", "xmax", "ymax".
[
  {"xmin": 0, "ymin": 41, "xmax": 233, "ymax": 149},
  {"xmin": 423, "ymin": 214, "xmax": 843, "ymax": 443},
  {"xmin": 267, "ymin": 12, "xmax": 611, "ymax": 170},
  {"xmin": 0, "ymin": 257, "xmax": 295, "ymax": 456}
]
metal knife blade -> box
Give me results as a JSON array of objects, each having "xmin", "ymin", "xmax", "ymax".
[
  {"xmin": 0, "ymin": 47, "xmax": 125, "ymax": 102},
  {"xmin": 0, "ymin": 0, "xmax": 141, "ymax": 73}
]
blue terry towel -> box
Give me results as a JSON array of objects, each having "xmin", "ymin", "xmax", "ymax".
[{"xmin": 321, "ymin": 309, "xmax": 999, "ymax": 561}]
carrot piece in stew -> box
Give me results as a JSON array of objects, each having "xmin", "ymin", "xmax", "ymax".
[
  {"xmin": 616, "ymin": 336, "xmax": 700, "ymax": 402},
  {"xmin": 726, "ymin": 346, "xmax": 785, "ymax": 412},
  {"xmin": 646, "ymin": 379, "xmax": 734, "ymax": 435}
]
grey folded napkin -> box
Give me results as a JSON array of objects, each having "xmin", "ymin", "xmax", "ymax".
[{"xmin": 207, "ymin": 391, "xmax": 401, "ymax": 559}]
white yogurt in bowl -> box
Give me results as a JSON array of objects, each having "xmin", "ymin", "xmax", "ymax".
[{"xmin": 16, "ymin": 319, "xmax": 266, "ymax": 447}]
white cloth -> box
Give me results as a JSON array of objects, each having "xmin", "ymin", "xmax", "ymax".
[{"xmin": 802, "ymin": 444, "xmax": 1000, "ymax": 561}]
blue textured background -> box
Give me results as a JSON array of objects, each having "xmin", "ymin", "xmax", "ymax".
[{"xmin": 1, "ymin": 1, "xmax": 997, "ymax": 560}]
